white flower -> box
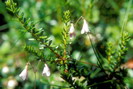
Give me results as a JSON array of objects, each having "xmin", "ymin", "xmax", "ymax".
[
  {"xmin": 42, "ymin": 64, "xmax": 50, "ymax": 76},
  {"xmin": 69, "ymin": 23, "xmax": 76, "ymax": 39},
  {"xmin": 7, "ymin": 79, "xmax": 17, "ymax": 89},
  {"xmin": 2, "ymin": 66, "xmax": 9, "ymax": 74},
  {"xmin": 19, "ymin": 64, "xmax": 28, "ymax": 80},
  {"xmin": 81, "ymin": 19, "xmax": 90, "ymax": 34}
]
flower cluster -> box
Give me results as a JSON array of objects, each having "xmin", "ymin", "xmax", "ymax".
[
  {"xmin": 69, "ymin": 18, "xmax": 90, "ymax": 39},
  {"xmin": 19, "ymin": 63, "xmax": 50, "ymax": 81}
]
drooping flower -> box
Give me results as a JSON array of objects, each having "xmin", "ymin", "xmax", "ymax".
[
  {"xmin": 42, "ymin": 64, "xmax": 50, "ymax": 76},
  {"xmin": 19, "ymin": 63, "xmax": 29, "ymax": 80},
  {"xmin": 81, "ymin": 19, "xmax": 90, "ymax": 34},
  {"xmin": 69, "ymin": 23, "xmax": 76, "ymax": 39}
]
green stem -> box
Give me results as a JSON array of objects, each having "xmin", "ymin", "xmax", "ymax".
[
  {"xmin": 88, "ymin": 80, "xmax": 113, "ymax": 87},
  {"xmin": 121, "ymin": 0, "xmax": 132, "ymax": 36},
  {"xmin": 74, "ymin": 16, "xmax": 83, "ymax": 27},
  {"xmin": 87, "ymin": 34, "xmax": 107, "ymax": 75},
  {"xmin": 87, "ymin": 34, "xmax": 102, "ymax": 67}
]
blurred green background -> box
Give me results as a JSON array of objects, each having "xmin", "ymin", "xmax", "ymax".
[{"xmin": 0, "ymin": 0, "xmax": 133, "ymax": 89}]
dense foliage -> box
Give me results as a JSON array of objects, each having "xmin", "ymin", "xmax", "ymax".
[{"xmin": 0, "ymin": 0, "xmax": 133, "ymax": 89}]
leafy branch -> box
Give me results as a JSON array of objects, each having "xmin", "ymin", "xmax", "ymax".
[
  {"xmin": 5, "ymin": 0, "xmax": 63, "ymax": 60},
  {"xmin": 62, "ymin": 10, "xmax": 71, "ymax": 59}
]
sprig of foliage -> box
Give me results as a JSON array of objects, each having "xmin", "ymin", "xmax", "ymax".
[
  {"xmin": 5, "ymin": 0, "xmax": 63, "ymax": 60},
  {"xmin": 62, "ymin": 10, "xmax": 71, "ymax": 59},
  {"xmin": 23, "ymin": 44, "xmax": 45, "ymax": 60},
  {"xmin": 116, "ymin": 32, "xmax": 130, "ymax": 67},
  {"xmin": 61, "ymin": 73, "xmax": 85, "ymax": 89},
  {"xmin": 5, "ymin": 0, "xmax": 19, "ymax": 14}
]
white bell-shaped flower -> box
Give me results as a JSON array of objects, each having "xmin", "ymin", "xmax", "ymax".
[
  {"xmin": 69, "ymin": 23, "xmax": 76, "ymax": 39},
  {"xmin": 42, "ymin": 64, "xmax": 50, "ymax": 76},
  {"xmin": 19, "ymin": 64, "xmax": 28, "ymax": 80},
  {"xmin": 81, "ymin": 19, "xmax": 90, "ymax": 34}
]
